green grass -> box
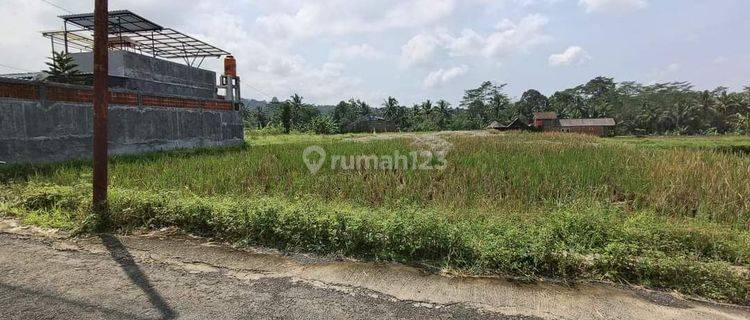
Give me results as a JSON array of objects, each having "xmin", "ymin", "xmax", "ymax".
[
  {"xmin": 7, "ymin": 132, "xmax": 747, "ymax": 226},
  {"xmin": 1, "ymin": 131, "xmax": 749, "ymax": 303},
  {"xmin": 612, "ymin": 135, "xmax": 750, "ymax": 153}
]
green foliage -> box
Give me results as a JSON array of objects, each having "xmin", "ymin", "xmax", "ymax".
[
  {"xmin": 3, "ymin": 184, "xmax": 748, "ymax": 304},
  {"xmin": 570, "ymin": 76, "xmax": 618, "ymax": 118},
  {"xmin": 277, "ymin": 98, "xmax": 292, "ymax": 134},
  {"xmin": 308, "ymin": 115, "xmax": 339, "ymax": 134},
  {"xmin": 332, "ymin": 99, "xmax": 372, "ymax": 133},
  {"xmin": 514, "ymin": 89, "xmax": 549, "ymax": 122},
  {"xmin": 459, "ymin": 81, "xmax": 512, "ymax": 128},
  {"xmin": 239, "ymin": 100, "xmax": 269, "ymax": 129},
  {"xmin": 254, "ymin": 123, "xmax": 286, "ymax": 135},
  {"xmin": 252, "ymin": 77, "xmax": 749, "ymax": 136},
  {"xmin": 266, "ymin": 95, "xmax": 317, "ymax": 134},
  {"xmin": 44, "ymin": 51, "xmax": 81, "ymax": 77}
]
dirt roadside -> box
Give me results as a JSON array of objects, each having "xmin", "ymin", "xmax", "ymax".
[{"xmin": 1, "ymin": 219, "xmax": 748, "ymax": 320}]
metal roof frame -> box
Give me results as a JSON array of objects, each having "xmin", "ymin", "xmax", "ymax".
[
  {"xmin": 43, "ymin": 29, "xmax": 94, "ymax": 52},
  {"xmin": 60, "ymin": 10, "xmax": 163, "ymax": 33},
  {"xmin": 43, "ymin": 10, "xmax": 230, "ymax": 66},
  {"xmin": 559, "ymin": 118, "xmax": 617, "ymax": 127}
]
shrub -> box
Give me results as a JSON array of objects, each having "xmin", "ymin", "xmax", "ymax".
[{"xmin": 308, "ymin": 115, "xmax": 339, "ymax": 134}]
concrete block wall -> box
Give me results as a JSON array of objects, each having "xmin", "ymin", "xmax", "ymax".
[
  {"xmin": 71, "ymin": 51, "xmax": 217, "ymax": 99},
  {"xmin": 0, "ymin": 79, "xmax": 233, "ymax": 110},
  {"xmin": 0, "ymin": 78, "xmax": 244, "ymax": 164},
  {"xmin": 109, "ymin": 76, "xmax": 216, "ymax": 99}
]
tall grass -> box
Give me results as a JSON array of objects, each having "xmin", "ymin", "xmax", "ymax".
[
  {"xmin": 1, "ymin": 183, "xmax": 748, "ymax": 303},
  {"xmin": 2, "ymin": 132, "xmax": 750, "ymax": 303},
  {"xmin": 6, "ymin": 132, "xmax": 748, "ymax": 226}
]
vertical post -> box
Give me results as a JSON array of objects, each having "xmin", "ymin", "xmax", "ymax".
[
  {"xmin": 63, "ymin": 20, "xmax": 69, "ymax": 54},
  {"xmin": 117, "ymin": 16, "xmax": 123, "ymax": 50},
  {"xmin": 92, "ymin": 0, "xmax": 109, "ymax": 221},
  {"xmin": 234, "ymin": 77, "xmax": 241, "ymax": 110},
  {"xmin": 151, "ymin": 30, "xmax": 155, "ymax": 57}
]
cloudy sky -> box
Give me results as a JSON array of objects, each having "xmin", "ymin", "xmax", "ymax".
[{"xmin": 1, "ymin": 0, "xmax": 748, "ymax": 106}]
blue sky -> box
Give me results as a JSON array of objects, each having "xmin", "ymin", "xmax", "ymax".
[{"xmin": 1, "ymin": 0, "xmax": 748, "ymax": 106}]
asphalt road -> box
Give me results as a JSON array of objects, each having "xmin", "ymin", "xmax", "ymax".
[
  {"xmin": 0, "ymin": 232, "xmax": 530, "ymax": 320},
  {"xmin": 1, "ymin": 220, "xmax": 748, "ymax": 320}
]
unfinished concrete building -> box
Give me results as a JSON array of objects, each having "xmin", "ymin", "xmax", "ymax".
[{"xmin": 0, "ymin": 10, "xmax": 244, "ymax": 163}]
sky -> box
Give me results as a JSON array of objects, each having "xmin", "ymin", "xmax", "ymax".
[{"xmin": 1, "ymin": 0, "xmax": 749, "ymax": 106}]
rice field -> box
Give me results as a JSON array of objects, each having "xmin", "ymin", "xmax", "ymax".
[
  {"xmin": 1, "ymin": 131, "xmax": 749, "ymax": 303},
  {"xmin": 7, "ymin": 131, "xmax": 749, "ymax": 226}
]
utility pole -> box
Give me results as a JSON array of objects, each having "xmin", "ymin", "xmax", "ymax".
[{"xmin": 92, "ymin": 0, "xmax": 109, "ymax": 223}]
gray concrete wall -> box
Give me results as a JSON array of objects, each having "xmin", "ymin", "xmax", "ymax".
[
  {"xmin": 109, "ymin": 76, "xmax": 216, "ymax": 99},
  {"xmin": 71, "ymin": 51, "xmax": 217, "ymax": 99},
  {"xmin": 0, "ymin": 98, "xmax": 244, "ymax": 164}
]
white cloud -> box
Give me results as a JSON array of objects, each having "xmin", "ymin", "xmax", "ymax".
[
  {"xmin": 384, "ymin": 0, "xmax": 456, "ymax": 27},
  {"xmin": 646, "ymin": 63, "xmax": 681, "ymax": 84},
  {"xmin": 123, "ymin": 1, "xmax": 364, "ymax": 104},
  {"xmin": 579, "ymin": 0, "xmax": 648, "ymax": 13},
  {"xmin": 400, "ymin": 33, "xmax": 440, "ymax": 67},
  {"xmin": 481, "ymin": 14, "xmax": 550, "ymax": 57},
  {"xmin": 7, "ymin": 0, "xmax": 733, "ymax": 107},
  {"xmin": 330, "ymin": 43, "xmax": 384, "ymax": 60},
  {"xmin": 0, "ymin": 0, "xmax": 371, "ymax": 104},
  {"xmin": 239, "ymin": 47, "xmax": 364, "ymax": 104},
  {"xmin": 257, "ymin": 55, "xmax": 305, "ymax": 77},
  {"xmin": 256, "ymin": 0, "xmax": 455, "ymax": 40},
  {"xmin": 423, "ymin": 65, "xmax": 469, "ymax": 88},
  {"xmin": 548, "ymin": 46, "xmax": 591, "ymax": 66},
  {"xmin": 439, "ymin": 29, "xmax": 485, "ymax": 57},
  {"xmin": 401, "ymin": 14, "xmax": 550, "ymax": 67},
  {"xmin": 0, "ymin": 0, "xmax": 88, "ymax": 73},
  {"xmin": 668, "ymin": 63, "xmax": 680, "ymax": 71},
  {"xmin": 470, "ymin": 0, "xmax": 563, "ymax": 9}
]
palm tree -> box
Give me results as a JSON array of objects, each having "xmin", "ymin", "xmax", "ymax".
[
  {"xmin": 435, "ymin": 100, "xmax": 451, "ymax": 129},
  {"xmin": 279, "ymin": 101, "xmax": 292, "ymax": 134},
  {"xmin": 436, "ymin": 100, "xmax": 450, "ymax": 116},
  {"xmin": 383, "ymin": 96, "xmax": 400, "ymax": 122},
  {"xmin": 288, "ymin": 94, "xmax": 304, "ymax": 129},
  {"xmin": 421, "ymin": 99, "xmax": 433, "ymax": 117},
  {"xmin": 660, "ymin": 99, "xmax": 699, "ymax": 134},
  {"xmin": 636, "ymin": 102, "xmax": 661, "ymax": 133}
]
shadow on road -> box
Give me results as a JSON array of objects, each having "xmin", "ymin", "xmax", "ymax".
[
  {"xmin": 99, "ymin": 234, "xmax": 177, "ymax": 320},
  {"xmin": 0, "ymin": 282, "xmax": 155, "ymax": 320}
]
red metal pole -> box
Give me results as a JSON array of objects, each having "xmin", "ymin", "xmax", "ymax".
[{"xmin": 92, "ymin": 0, "xmax": 109, "ymax": 220}]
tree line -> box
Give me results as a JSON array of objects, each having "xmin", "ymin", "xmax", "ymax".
[{"xmin": 242, "ymin": 76, "xmax": 750, "ymax": 135}]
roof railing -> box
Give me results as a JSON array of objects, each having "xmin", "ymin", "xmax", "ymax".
[{"xmin": 41, "ymin": 10, "xmax": 230, "ymax": 67}]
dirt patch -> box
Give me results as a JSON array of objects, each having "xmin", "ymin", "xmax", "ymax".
[{"xmin": 344, "ymin": 131, "xmax": 498, "ymax": 154}]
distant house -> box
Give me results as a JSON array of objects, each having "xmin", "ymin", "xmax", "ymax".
[
  {"xmin": 532, "ymin": 112, "xmax": 616, "ymax": 137},
  {"xmin": 532, "ymin": 112, "xmax": 558, "ymax": 128},
  {"xmin": 486, "ymin": 121, "xmax": 503, "ymax": 130},
  {"xmin": 346, "ymin": 115, "xmax": 398, "ymax": 133},
  {"xmin": 487, "ymin": 118, "xmax": 530, "ymax": 131},
  {"xmin": 558, "ymin": 118, "xmax": 617, "ymax": 136}
]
